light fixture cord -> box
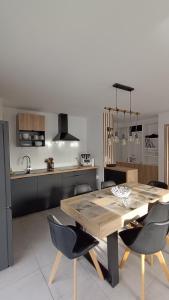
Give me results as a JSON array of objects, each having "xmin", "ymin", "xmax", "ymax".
[{"xmin": 116, "ymin": 88, "xmax": 118, "ymax": 109}]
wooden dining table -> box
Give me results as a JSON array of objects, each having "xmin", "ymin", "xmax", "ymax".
[{"xmin": 61, "ymin": 183, "xmax": 169, "ymax": 288}]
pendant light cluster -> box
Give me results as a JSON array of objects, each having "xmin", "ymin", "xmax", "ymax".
[{"xmin": 104, "ymin": 83, "xmax": 140, "ymax": 146}]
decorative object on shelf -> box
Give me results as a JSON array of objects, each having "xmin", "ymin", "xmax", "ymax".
[
  {"xmin": 35, "ymin": 141, "xmax": 43, "ymax": 147},
  {"xmin": 22, "ymin": 133, "xmax": 30, "ymax": 140},
  {"xmin": 111, "ymin": 185, "xmax": 131, "ymax": 198},
  {"xmin": 45, "ymin": 157, "xmax": 54, "ymax": 171},
  {"xmin": 145, "ymin": 134, "xmax": 158, "ymax": 148},
  {"xmin": 80, "ymin": 153, "xmax": 92, "ymax": 166}
]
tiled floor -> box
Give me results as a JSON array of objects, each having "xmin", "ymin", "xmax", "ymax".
[{"xmin": 1, "ymin": 208, "xmax": 169, "ymax": 300}]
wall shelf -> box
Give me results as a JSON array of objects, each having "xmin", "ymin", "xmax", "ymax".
[{"xmin": 16, "ymin": 113, "xmax": 45, "ymax": 147}]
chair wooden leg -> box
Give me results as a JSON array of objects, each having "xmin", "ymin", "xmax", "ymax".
[
  {"xmin": 119, "ymin": 248, "xmax": 131, "ymax": 269},
  {"xmin": 48, "ymin": 251, "xmax": 63, "ymax": 285},
  {"xmin": 166, "ymin": 235, "xmax": 169, "ymax": 246},
  {"xmin": 89, "ymin": 249, "xmax": 104, "ymax": 280},
  {"xmin": 73, "ymin": 259, "xmax": 77, "ymax": 300},
  {"xmin": 141, "ymin": 254, "xmax": 145, "ymax": 300},
  {"xmin": 145, "ymin": 255, "xmax": 154, "ymax": 267},
  {"xmin": 150, "ymin": 255, "xmax": 154, "ymax": 267},
  {"xmin": 155, "ymin": 251, "xmax": 169, "ymax": 282}
]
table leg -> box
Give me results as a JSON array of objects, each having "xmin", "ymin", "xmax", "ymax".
[
  {"xmin": 75, "ymin": 222, "xmax": 119, "ymax": 288},
  {"xmin": 107, "ymin": 231, "xmax": 119, "ymax": 287}
]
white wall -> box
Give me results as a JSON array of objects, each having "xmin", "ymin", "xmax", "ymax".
[
  {"xmin": 0, "ymin": 98, "xmax": 3, "ymax": 120},
  {"xmin": 3, "ymin": 107, "xmax": 87, "ymax": 171},
  {"xmin": 158, "ymin": 111, "xmax": 169, "ymax": 181},
  {"xmin": 86, "ymin": 112, "xmax": 104, "ymax": 185}
]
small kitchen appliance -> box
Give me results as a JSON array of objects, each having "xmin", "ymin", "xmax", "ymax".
[{"xmin": 80, "ymin": 153, "xmax": 93, "ymax": 166}]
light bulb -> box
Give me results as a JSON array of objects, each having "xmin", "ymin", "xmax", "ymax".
[
  {"xmin": 121, "ymin": 134, "xmax": 127, "ymax": 146},
  {"xmin": 135, "ymin": 133, "xmax": 140, "ymax": 145},
  {"xmin": 114, "ymin": 131, "xmax": 119, "ymax": 143},
  {"xmin": 128, "ymin": 133, "xmax": 133, "ymax": 143},
  {"xmin": 108, "ymin": 137, "xmax": 112, "ymax": 146}
]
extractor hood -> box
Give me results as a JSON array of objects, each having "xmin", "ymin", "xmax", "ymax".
[{"xmin": 53, "ymin": 113, "xmax": 80, "ymax": 142}]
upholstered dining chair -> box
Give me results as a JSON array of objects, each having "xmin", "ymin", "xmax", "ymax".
[
  {"xmin": 134, "ymin": 180, "xmax": 168, "ymax": 226},
  {"xmin": 101, "ymin": 180, "xmax": 116, "ymax": 189},
  {"xmin": 148, "ymin": 180, "xmax": 168, "ymax": 190},
  {"xmin": 74, "ymin": 184, "xmax": 92, "ymax": 196},
  {"xmin": 119, "ymin": 202, "xmax": 169, "ymax": 300},
  {"xmin": 47, "ymin": 215, "xmax": 103, "ymax": 300}
]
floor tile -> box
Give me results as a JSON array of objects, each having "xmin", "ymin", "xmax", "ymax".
[
  {"xmin": 0, "ymin": 270, "xmax": 59, "ymax": 300},
  {"xmin": 2, "ymin": 208, "xmax": 168, "ymax": 300}
]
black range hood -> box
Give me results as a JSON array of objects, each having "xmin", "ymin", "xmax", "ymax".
[{"xmin": 53, "ymin": 113, "xmax": 80, "ymax": 142}]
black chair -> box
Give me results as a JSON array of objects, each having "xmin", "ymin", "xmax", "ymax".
[
  {"xmin": 148, "ymin": 180, "xmax": 168, "ymax": 190},
  {"xmin": 74, "ymin": 184, "xmax": 92, "ymax": 196},
  {"xmin": 119, "ymin": 202, "xmax": 169, "ymax": 300},
  {"xmin": 47, "ymin": 215, "xmax": 103, "ymax": 300},
  {"xmin": 101, "ymin": 180, "xmax": 116, "ymax": 189},
  {"xmin": 135, "ymin": 180, "xmax": 168, "ymax": 225}
]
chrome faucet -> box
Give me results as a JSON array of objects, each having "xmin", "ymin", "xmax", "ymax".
[{"xmin": 22, "ymin": 155, "xmax": 31, "ymax": 174}]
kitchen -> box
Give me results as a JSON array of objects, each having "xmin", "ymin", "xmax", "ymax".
[
  {"xmin": 3, "ymin": 105, "xmax": 159, "ymax": 220},
  {"xmin": 1, "ymin": 108, "xmax": 97, "ymax": 217},
  {"xmin": 1, "ymin": 2, "xmax": 169, "ymax": 300},
  {"xmin": 1, "ymin": 101, "xmax": 169, "ymax": 300}
]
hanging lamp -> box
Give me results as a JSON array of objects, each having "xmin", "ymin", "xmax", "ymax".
[
  {"xmin": 128, "ymin": 91, "xmax": 134, "ymax": 142},
  {"xmin": 135, "ymin": 113, "xmax": 140, "ymax": 144},
  {"xmin": 114, "ymin": 88, "xmax": 119, "ymax": 143},
  {"xmin": 121, "ymin": 111, "xmax": 127, "ymax": 146}
]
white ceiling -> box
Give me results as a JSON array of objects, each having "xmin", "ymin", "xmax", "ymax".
[{"xmin": 1, "ymin": 1, "xmax": 169, "ymax": 117}]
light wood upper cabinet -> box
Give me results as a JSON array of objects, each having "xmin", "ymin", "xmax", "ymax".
[
  {"xmin": 17, "ymin": 113, "xmax": 45, "ymax": 131},
  {"xmin": 32, "ymin": 115, "xmax": 45, "ymax": 131}
]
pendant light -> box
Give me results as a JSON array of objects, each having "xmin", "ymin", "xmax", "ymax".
[
  {"xmin": 121, "ymin": 111, "xmax": 127, "ymax": 146},
  {"xmin": 128, "ymin": 91, "xmax": 134, "ymax": 142},
  {"xmin": 135, "ymin": 112, "xmax": 140, "ymax": 144},
  {"xmin": 114, "ymin": 88, "xmax": 119, "ymax": 143},
  {"xmin": 107, "ymin": 109, "xmax": 112, "ymax": 146}
]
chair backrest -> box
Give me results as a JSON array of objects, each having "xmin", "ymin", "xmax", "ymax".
[
  {"xmin": 74, "ymin": 184, "xmax": 92, "ymax": 196},
  {"xmin": 131, "ymin": 202, "xmax": 169, "ymax": 254},
  {"xmin": 148, "ymin": 180, "xmax": 168, "ymax": 190},
  {"xmin": 143, "ymin": 202, "xmax": 169, "ymax": 224},
  {"xmin": 47, "ymin": 215, "xmax": 77, "ymax": 258},
  {"xmin": 101, "ymin": 180, "xmax": 116, "ymax": 189}
]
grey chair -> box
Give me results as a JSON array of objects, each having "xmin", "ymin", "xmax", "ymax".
[
  {"xmin": 136, "ymin": 180, "xmax": 168, "ymax": 224},
  {"xmin": 74, "ymin": 184, "xmax": 92, "ymax": 196},
  {"xmin": 119, "ymin": 202, "xmax": 169, "ymax": 300},
  {"xmin": 101, "ymin": 180, "xmax": 116, "ymax": 189},
  {"xmin": 48, "ymin": 215, "xmax": 103, "ymax": 300},
  {"xmin": 148, "ymin": 180, "xmax": 168, "ymax": 190}
]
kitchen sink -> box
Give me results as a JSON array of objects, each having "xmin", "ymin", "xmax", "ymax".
[
  {"xmin": 12, "ymin": 171, "xmax": 27, "ymax": 176},
  {"xmin": 12, "ymin": 169, "xmax": 46, "ymax": 176},
  {"xmin": 12, "ymin": 166, "xmax": 85, "ymax": 177}
]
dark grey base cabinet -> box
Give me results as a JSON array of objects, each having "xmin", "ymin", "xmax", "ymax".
[
  {"xmin": 11, "ymin": 169, "xmax": 96, "ymax": 218},
  {"xmin": 11, "ymin": 177, "xmax": 38, "ymax": 218},
  {"xmin": 61, "ymin": 170, "xmax": 96, "ymax": 199},
  {"xmin": 104, "ymin": 168, "xmax": 126, "ymax": 185}
]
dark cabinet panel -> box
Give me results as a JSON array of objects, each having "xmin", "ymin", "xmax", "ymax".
[
  {"xmin": 11, "ymin": 177, "xmax": 38, "ymax": 217},
  {"xmin": 61, "ymin": 169, "xmax": 97, "ymax": 199},
  {"xmin": 11, "ymin": 169, "xmax": 97, "ymax": 217},
  {"xmin": 104, "ymin": 169, "xmax": 126, "ymax": 185},
  {"xmin": 37, "ymin": 174, "xmax": 61, "ymax": 208}
]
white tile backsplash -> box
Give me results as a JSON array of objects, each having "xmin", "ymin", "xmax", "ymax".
[{"xmin": 3, "ymin": 107, "xmax": 87, "ymax": 171}]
